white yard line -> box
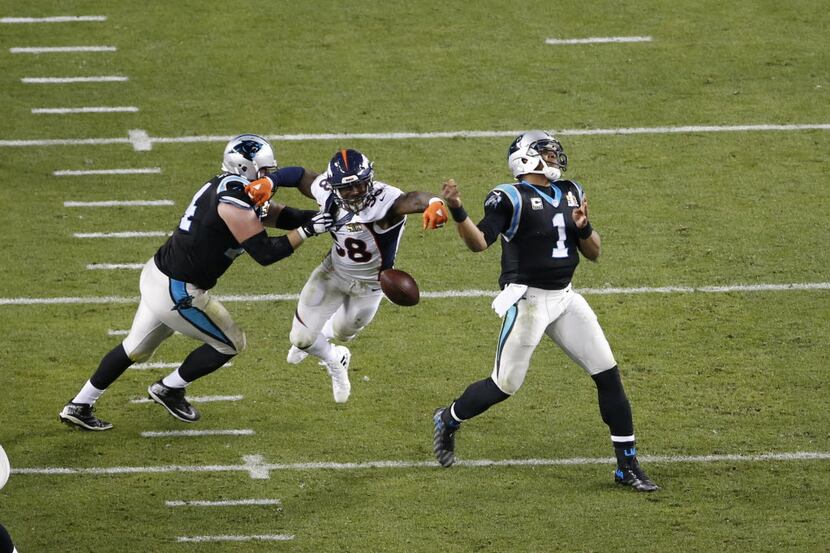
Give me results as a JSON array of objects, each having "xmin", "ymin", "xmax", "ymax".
[
  {"xmin": 111, "ymin": 329, "xmax": 181, "ymax": 336},
  {"xmin": 56, "ymin": 168, "xmax": 160, "ymax": 176},
  {"xmin": 11, "ymin": 451, "xmax": 830, "ymax": 479},
  {"xmin": 23, "ymin": 76, "xmax": 128, "ymax": 84},
  {"xmin": 128, "ymin": 129, "xmax": 152, "ymax": 151},
  {"xmin": 546, "ymin": 36, "xmax": 653, "ymax": 45},
  {"xmin": 166, "ymin": 498, "xmax": 281, "ymax": 507},
  {"xmin": 140, "ymin": 429, "xmax": 254, "ymax": 438},
  {"xmin": 131, "ymin": 395, "xmax": 243, "ymax": 404},
  {"xmin": 32, "ymin": 106, "xmax": 138, "ymax": 114},
  {"xmin": 0, "ymin": 123, "xmax": 827, "ymax": 149},
  {"xmin": 131, "ymin": 361, "xmax": 232, "ymax": 370},
  {"xmin": 73, "ymin": 231, "xmax": 170, "ymax": 239},
  {"xmin": 1, "ymin": 16, "xmax": 107, "ymax": 23},
  {"xmin": 86, "ymin": 263, "xmax": 144, "ymax": 270},
  {"xmin": 177, "ymin": 534, "xmax": 294, "ymax": 543},
  {"xmin": 2, "ymin": 282, "xmax": 827, "ymax": 306},
  {"xmin": 67, "ymin": 200, "xmax": 171, "ymax": 207},
  {"xmin": 10, "ymin": 46, "xmax": 116, "ymax": 54}
]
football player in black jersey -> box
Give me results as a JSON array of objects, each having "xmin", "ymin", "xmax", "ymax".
[
  {"xmin": 59, "ymin": 134, "xmax": 334, "ymax": 431},
  {"xmin": 432, "ymin": 131, "xmax": 659, "ymax": 492}
]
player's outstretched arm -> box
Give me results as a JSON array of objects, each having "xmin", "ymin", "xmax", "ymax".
[
  {"xmin": 382, "ymin": 190, "xmax": 448, "ymax": 230},
  {"xmin": 218, "ymin": 203, "xmax": 332, "ymax": 265},
  {"xmin": 442, "ymin": 179, "xmax": 488, "ymax": 252},
  {"xmin": 391, "ymin": 191, "xmax": 441, "ymax": 216}
]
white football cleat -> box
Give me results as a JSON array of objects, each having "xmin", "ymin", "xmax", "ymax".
[
  {"xmin": 325, "ymin": 345, "xmax": 351, "ymax": 403},
  {"xmin": 286, "ymin": 345, "xmax": 309, "ymax": 364}
]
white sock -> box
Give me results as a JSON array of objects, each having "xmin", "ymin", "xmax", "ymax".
[
  {"xmin": 162, "ymin": 369, "xmax": 189, "ymax": 389},
  {"xmin": 72, "ymin": 380, "xmax": 106, "ymax": 405},
  {"xmin": 305, "ymin": 334, "xmax": 337, "ymax": 363},
  {"xmin": 321, "ymin": 318, "xmax": 335, "ymax": 340}
]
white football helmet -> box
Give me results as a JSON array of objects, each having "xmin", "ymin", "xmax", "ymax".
[
  {"xmin": 507, "ymin": 130, "xmax": 568, "ymax": 181},
  {"xmin": 221, "ymin": 134, "xmax": 277, "ymax": 180}
]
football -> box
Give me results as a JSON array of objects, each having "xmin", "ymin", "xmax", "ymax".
[{"xmin": 379, "ymin": 269, "xmax": 420, "ymax": 306}]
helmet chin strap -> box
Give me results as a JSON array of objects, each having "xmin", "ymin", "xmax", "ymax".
[{"xmin": 542, "ymin": 166, "xmax": 562, "ymax": 181}]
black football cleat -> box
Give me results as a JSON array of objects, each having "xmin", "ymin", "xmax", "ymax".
[
  {"xmin": 615, "ymin": 458, "xmax": 660, "ymax": 492},
  {"xmin": 148, "ymin": 380, "xmax": 200, "ymax": 422},
  {"xmin": 432, "ymin": 407, "xmax": 460, "ymax": 468},
  {"xmin": 59, "ymin": 401, "xmax": 113, "ymax": 431}
]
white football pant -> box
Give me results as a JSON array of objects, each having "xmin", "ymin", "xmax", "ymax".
[
  {"xmin": 121, "ymin": 258, "xmax": 246, "ymax": 361},
  {"xmin": 491, "ymin": 285, "xmax": 616, "ymax": 395},
  {"xmin": 290, "ymin": 256, "xmax": 384, "ymax": 349}
]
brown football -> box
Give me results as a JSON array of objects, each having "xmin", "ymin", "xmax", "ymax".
[{"xmin": 379, "ymin": 269, "xmax": 420, "ymax": 306}]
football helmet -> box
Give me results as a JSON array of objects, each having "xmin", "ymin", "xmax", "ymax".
[
  {"xmin": 221, "ymin": 134, "xmax": 277, "ymax": 181},
  {"xmin": 507, "ymin": 131, "xmax": 568, "ymax": 181},
  {"xmin": 326, "ymin": 149, "xmax": 375, "ymax": 213}
]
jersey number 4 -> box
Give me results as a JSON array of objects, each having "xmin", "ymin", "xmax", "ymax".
[{"xmin": 178, "ymin": 182, "xmax": 212, "ymax": 232}]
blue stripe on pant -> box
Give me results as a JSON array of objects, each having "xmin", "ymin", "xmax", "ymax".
[
  {"xmin": 169, "ymin": 279, "xmax": 235, "ymax": 349},
  {"xmin": 494, "ymin": 303, "xmax": 518, "ymax": 379}
]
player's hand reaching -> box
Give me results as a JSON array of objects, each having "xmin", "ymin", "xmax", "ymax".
[
  {"xmin": 245, "ymin": 178, "xmax": 274, "ymax": 207},
  {"xmin": 422, "ymin": 198, "xmax": 448, "ymax": 230},
  {"xmin": 573, "ymin": 195, "xmax": 589, "ymax": 229},
  {"xmin": 298, "ymin": 211, "xmax": 335, "ymax": 239},
  {"xmin": 441, "ymin": 179, "xmax": 462, "ymax": 208}
]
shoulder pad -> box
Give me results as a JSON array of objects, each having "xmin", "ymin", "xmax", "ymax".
[{"xmin": 217, "ymin": 174, "xmax": 254, "ymax": 209}]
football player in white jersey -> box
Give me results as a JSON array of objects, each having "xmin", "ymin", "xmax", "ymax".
[{"xmin": 251, "ymin": 149, "xmax": 447, "ymax": 403}]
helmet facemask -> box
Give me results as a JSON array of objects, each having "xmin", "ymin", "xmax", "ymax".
[
  {"xmin": 507, "ymin": 131, "xmax": 568, "ymax": 182},
  {"xmin": 331, "ymin": 176, "xmax": 374, "ymax": 213}
]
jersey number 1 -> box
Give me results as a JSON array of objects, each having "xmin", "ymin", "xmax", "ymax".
[{"xmin": 552, "ymin": 213, "xmax": 568, "ymax": 258}]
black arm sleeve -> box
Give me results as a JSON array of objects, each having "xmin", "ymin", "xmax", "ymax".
[
  {"xmin": 476, "ymin": 190, "xmax": 513, "ymax": 246},
  {"xmin": 274, "ymin": 207, "xmax": 317, "ymax": 230},
  {"xmin": 240, "ymin": 230, "xmax": 294, "ymax": 266}
]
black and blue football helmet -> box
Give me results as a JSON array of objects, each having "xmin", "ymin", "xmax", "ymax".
[{"xmin": 326, "ymin": 149, "xmax": 375, "ymax": 213}]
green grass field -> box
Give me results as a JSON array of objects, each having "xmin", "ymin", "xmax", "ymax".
[{"xmin": 1, "ymin": 1, "xmax": 829, "ymax": 551}]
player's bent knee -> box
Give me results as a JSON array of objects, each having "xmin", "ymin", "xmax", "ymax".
[
  {"xmin": 331, "ymin": 325, "xmax": 359, "ymax": 342},
  {"xmin": 492, "ymin": 374, "xmax": 519, "ymax": 396},
  {"xmin": 122, "ymin": 341, "xmax": 156, "ymax": 363},
  {"xmin": 289, "ymin": 328, "xmax": 315, "ymax": 350},
  {"xmin": 214, "ymin": 332, "xmax": 245, "ymax": 356}
]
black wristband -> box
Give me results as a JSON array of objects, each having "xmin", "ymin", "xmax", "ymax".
[
  {"xmin": 576, "ymin": 222, "xmax": 593, "ymax": 240},
  {"xmin": 449, "ymin": 205, "xmax": 468, "ymax": 223}
]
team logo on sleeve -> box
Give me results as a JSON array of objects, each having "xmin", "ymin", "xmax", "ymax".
[
  {"xmin": 485, "ymin": 191, "xmax": 503, "ymax": 208},
  {"xmin": 566, "ymin": 190, "xmax": 579, "ymax": 207}
]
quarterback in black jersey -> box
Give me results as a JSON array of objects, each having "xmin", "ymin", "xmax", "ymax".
[
  {"xmin": 60, "ymin": 134, "xmax": 334, "ymax": 431},
  {"xmin": 432, "ymin": 131, "xmax": 659, "ymax": 492}
]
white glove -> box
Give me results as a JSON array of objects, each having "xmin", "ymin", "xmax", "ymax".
[{"xmin": 298, "ymin": 212, "xmax": 334, "ymax": 240}]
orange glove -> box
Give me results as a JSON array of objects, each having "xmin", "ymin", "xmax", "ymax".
[
  {"xmin": 245, "ymin": 178, "xmax": 274, "ymax": 207},
  {"xmin": 422, "ymin": 197, "xmax": 448, "ymax": 229}
]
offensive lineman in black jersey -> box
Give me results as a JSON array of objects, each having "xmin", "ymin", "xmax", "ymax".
[
  {"xmin": 59, "ymin": 134, "xmax": 334, "ymax": 431},
  {"xmin": 432, "ymin": 131, "xmax": 659, "ymax": 491}
]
